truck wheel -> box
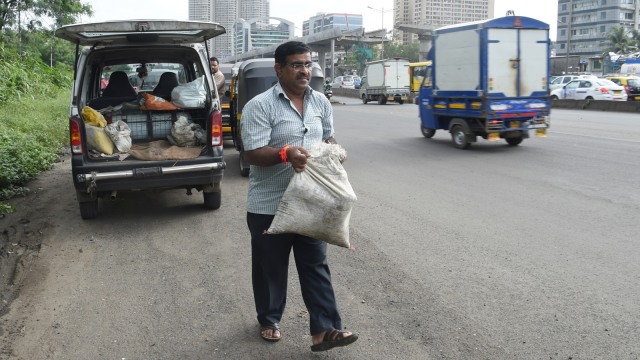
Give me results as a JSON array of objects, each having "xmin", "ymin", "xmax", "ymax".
[
  {"xmin": 421, "ymin": 126, "xmax": 436, "ymax": 138},
  {"xmin": 239, "ymin": 151, "xmax": 250, "ymax": 177},
  {"xmin": 377, "ymin": 97, "xmax": 387, "ymax": 105},
  {"xmin": 203, "ymin": 191, "xmax": 221, "ymax": 210},
  {"xmin": 506, "ymin": 137, "xmax": 523, "ymax": 146},
  {"xmin": 398, "ymin": 100, "xmax": 404, "ymax": 105},
  {"xmin": 79, "ymin": 200, "xmax": 98, "ymax": 220},
  {"xmin": 451, "ymin": 125, "xmax": 471, "ymax": 149},
  {"xmin": 362, "ymin": 95, "xmax": 368, "ymax": 104}
]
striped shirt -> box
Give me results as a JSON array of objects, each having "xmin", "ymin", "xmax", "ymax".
[{"xmin": 240, "ymin": 82, "xmax": 334, "ymax": 215}]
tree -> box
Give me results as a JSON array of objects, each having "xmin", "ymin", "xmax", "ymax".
[
  {"xmin": 372, "ymin": 41, "xmax": 420, "ymax": 62},
  {"xmin": 0, "ymin": 0, "xmax": 92, "ymax": 32},
  {"xmin": 630, "ymin": 29, "xmax": 640, "ymax": 50},
  {"xmin": 604, "ymin": 25, "xmax": 633, "ymax": 54}
]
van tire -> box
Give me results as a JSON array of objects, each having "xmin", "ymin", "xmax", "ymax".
[
  {"xmin": 203, "ymin": 191, "xmax": 221, "ymax": 210},
  {"xmin": 79, "ymin": 200, "xmax": 98, "ymax": 220}
]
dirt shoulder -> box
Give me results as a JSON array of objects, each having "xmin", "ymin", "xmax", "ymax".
[{"xmin": 0, "ymin": 156, "xmax": 70, "ymax": 318}]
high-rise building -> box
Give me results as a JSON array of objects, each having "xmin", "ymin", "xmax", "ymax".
[
  {"xmin": 394, "ymin": 0, "xmax": 495, "ymax": 43},
  {"xmin": 556, "ymin": 0, "xmax": 640, "ymax": 64},
  {"xmin": 188, "ymin": 0, "xmax": 270, "ymax": 58},
  {"xmin": 233, "ymin": 17, "xmax": 294, "ymax": 54},
  {"xmin": 302, "ymin": 13, "xmax": 364, "ymax": 36}
]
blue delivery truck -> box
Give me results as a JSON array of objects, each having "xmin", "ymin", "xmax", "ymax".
[{"xmin": 418, "ymin": 16, "xmax": 551, "ymax": 149}]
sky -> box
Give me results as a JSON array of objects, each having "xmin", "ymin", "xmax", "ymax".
[{"xmin": 82, "ymin": 0, "xmax": 559, "ymax": 40}]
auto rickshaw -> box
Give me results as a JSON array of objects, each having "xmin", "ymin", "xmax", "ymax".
[
  {"xmin": 218, "ymin": 63, "xmax": 234, "ymax": 141},
  {"xmin": 232, "ymin": 58, "xmax": 324, "ymax": 177}
]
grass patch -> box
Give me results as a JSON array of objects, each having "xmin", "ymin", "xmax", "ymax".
[{"xmin": 0, "ymin": 89, "xmax": 70, "ymax": 215}]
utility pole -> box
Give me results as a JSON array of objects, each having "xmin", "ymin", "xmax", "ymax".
[{"xmin": 566, "ymin": 0, "xmax": 574, "ymax": 74}]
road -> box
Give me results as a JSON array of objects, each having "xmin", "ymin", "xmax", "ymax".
[{"xmin": 1, "ymin": 97, "xmax": 639, "ymax": 359}]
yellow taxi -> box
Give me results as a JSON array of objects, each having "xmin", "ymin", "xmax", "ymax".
[{"xmin": 605, "ymin": 75, "xmax": 640, "ymax": 101}]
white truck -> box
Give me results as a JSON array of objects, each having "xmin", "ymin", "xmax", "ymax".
[
  {"xmin": 359, "ymin": 58, "xmax": 411, "ymax": 105},
  {"xmin": 620, "ymin": 60, "xmax": 640, "ymax": 76}
]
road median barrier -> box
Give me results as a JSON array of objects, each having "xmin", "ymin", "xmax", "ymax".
[{"xmin": 552, "ymin": 99, "xmax": 640, "ymax": 113}]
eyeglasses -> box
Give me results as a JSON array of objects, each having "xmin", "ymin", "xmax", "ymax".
[{"xmin": 287, "ymin": 62, "xmax": 314, "ymax": 70}]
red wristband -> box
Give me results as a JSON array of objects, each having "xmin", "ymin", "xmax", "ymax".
[{"xmin": 279, "ymin": 145, "xmax": 291, "ymax": 164}]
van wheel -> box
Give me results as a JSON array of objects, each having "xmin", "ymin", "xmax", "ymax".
[
  {"xmin": 203, "ymin": 191, "xmax": 221, "ymax": 210},
  {"xmin": 79, "ymin": 200, "xmax": 98, "ymax": 219},
  {"xmin": 451, "ymin": 125, "xmax": 471, "ymax": 149},
  {"xmin": 362, "ymin": 95, "xmax": 368, "ymax": 104},
  {"xmin": 239, "ymin": 151, "xmax": 250, "ymax": 177},
  {"xmin": 550, "ymin": 95, "xmax": 558, "ymax": 100},
  {"xmin": 421, "ymin": 126, "xmax": 436, "ymax": 138}
]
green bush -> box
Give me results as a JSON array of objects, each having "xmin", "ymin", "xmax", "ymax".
[{"xmin": 0, "ymin": 48, "xmax": 71, "ymax": 215}]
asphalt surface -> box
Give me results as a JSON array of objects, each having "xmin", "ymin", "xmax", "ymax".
[{"xmin": 1, "ymin": 97, "xmax": 639, "ymax": 359}]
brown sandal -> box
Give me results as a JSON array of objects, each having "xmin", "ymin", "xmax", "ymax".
[
  {"xmin": 260, "ymin": 323, "xmax": 281, "ymax": 342},
  {"xmin": 310, "ymin": 328, "xmax": 358, "ymax": 352}
]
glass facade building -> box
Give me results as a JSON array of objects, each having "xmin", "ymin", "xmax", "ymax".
[
  {"xmin": 302, "ymin": 13, "xmax": 364, "ymax": 36},
  {"xmin": 233, "ymin": 17, "xmax": 295, "ymax": 54}
]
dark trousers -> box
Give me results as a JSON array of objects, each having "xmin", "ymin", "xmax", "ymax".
[{"xmin": 247, "ymin": 212, "xmax": 342, "ymax": 335}]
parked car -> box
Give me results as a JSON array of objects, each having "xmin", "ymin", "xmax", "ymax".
[
  {"xmin": 605, "ymin": 75, "xmax": 640, "ymax": 101},
  {"xmin": 54, "ymin": 20, "xmax": 227, "ymax": 219},
  {"xmin": 549, "ymin": 75, "xmax": 580, "ymax": 91},
  {"xmin": 550, "ymin": 79, "xmax": 627, "ymax": 101},
  {"xmin": 331, "ymin": 75, "xmax": 355, "ymax": 89},
  {"xmin": 353, "ymin": 76, "xmax": 362, "ymax": 89}
]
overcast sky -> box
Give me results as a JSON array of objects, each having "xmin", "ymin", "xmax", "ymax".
[{"xmin": 82, "ymin": 0, "xmax": 559, "ymax": 40}]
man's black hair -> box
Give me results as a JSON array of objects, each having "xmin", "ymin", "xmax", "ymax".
[
  {"xmin": 274, "ymin": 41, "xmax": 312, "ymax": 66},
  {"xmin": 209, "ymin": 56, "xmax": 219, "ymax": 63}
]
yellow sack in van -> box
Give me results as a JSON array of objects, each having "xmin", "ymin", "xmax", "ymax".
[
  {"xmin": 82, "ymin": 106, "xmax": 107, "ymax": 127},
  {"xmin": 85, "ymin": 124, "xmax": 115, "ymax": 155}
]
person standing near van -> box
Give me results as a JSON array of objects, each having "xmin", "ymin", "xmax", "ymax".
[
  {"xmin": 240, "ymin": 41, "xmax": 359, "ymax": 352},
  {"xmin": 209, "ymin": 56, "xmax": 225, "ymax": 95}
]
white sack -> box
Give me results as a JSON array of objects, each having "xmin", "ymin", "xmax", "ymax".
[
  {"xmin": 168, "ymin": 115, "xmax": 205, "ymax": 147},
  {"xmin": 267, "ymin": 143, "xmax": 357, "ymax": 248},
  {"xmin": 105, "ymin": 120, "xmax": 132, "ymax": 153}
]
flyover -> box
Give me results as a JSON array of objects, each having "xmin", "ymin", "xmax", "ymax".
[{"xmin": 221, "ymin": 27, "xmax": 388, "ymax": 78}]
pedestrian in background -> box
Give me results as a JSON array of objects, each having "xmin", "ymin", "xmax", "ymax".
[
  {"xmin": 209, "ymin": 56, "xmax": 225, "ymax": 95},
  {"xmin": 240, "ymin": 41, "xmax": 359, "ymax": 352}
]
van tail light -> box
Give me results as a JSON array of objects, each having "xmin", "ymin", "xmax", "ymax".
[
  {"xmin": 600, "ymin": 87, "xmax": 609, "ymax": 94},
  {"xmin": 210, "ymin": 110, "xmax": 223, "ymax": 146},
  {"xmin": 69, "ymin": 116, "xmax": 83, "ymax": 155}
]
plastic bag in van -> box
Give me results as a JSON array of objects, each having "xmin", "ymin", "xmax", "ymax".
[
  {"xmin": 171, "ymin": 76, "xmax": 206, "ymax": 108},
  {"xmin": 82, "ymin": 106, "xmax": 107, "ymax": 127}
]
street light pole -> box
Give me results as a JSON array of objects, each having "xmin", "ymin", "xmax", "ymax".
[{"xmin": 368, "ymin": 6, "xmax": 393, "ymax": 59}]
